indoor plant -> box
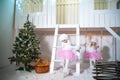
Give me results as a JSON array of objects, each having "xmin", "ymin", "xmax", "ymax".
[{"xmin": 8, "ymin": 15, "xmax": 41, "ymax": 72}]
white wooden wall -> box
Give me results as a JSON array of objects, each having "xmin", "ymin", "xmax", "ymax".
[
  {"xmin": 80, "ymin": 10, "xmax": 120, "ymax": 27},
  {"xmin": 15, "ymin": 0, "xmax": 56, "ymax": 28},
  {"xmin": 80, "ymin": 0, "xmax": 120, "ymax": 27},
  {"xmin": 31, "ymin": 0, "xmax": 56, "ymax": 28},
  {"xmin": 15, "ymin": 0, "xmax": 120, "ymax": 28}
]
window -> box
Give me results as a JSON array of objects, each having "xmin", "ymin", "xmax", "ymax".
[
  {"xmin": 94, "ymin": 0, "xmax": 120, "ymax": 10},
  {"xmin": 94, "ymin": 0, "xmax": 108, "ymax": 10},
  {"xmin": 16, "ymin": 0, "xmax": 43, "ymax": 13},
  {"xmin": 117, "ymin": 0, "xmax": 120, "ymax": 9}
]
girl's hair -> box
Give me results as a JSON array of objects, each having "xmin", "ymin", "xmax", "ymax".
[{"xmin": 90, "ymin": 42, "xmax": 97, "ymax": 47}]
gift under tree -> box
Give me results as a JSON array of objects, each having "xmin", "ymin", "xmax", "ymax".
[{"xmin": 8, "ymin": 15, "xmax": 41, "ymax": 71}]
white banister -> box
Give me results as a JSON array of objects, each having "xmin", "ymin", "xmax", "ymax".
[{"xmin": 105, "ymin": 27, "xmax": 120, "ymax": 40}]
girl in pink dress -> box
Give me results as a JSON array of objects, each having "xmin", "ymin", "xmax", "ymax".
[
  {"xmin": 57, "ymin": 34, "xmax": 77, "ymax": 77},
  {"xmin": 84, "ymin": 37, "xmax": 102, "ymax": 68}
]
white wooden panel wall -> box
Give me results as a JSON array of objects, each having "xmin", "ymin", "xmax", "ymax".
[
  {"xmin": 80, "ymin": 12, "xmax": 120, "ymax": 27},
  {"xmin": 15, "ymin": 0, "xmax": 56, "ymax": 28},
  {"xmin": 31, "ymin": 0, "xmax": 56, "ymax": 27},
  {"xmin": 80, "ymin": 0, "xmax": 120, "ymax": 27},
  {"xmin": 92, "ymin": 10, "xmax": 120, "ymax": 27},
  {"xmin": 15, "ymin": 0, "xmax": 120, "ymax": 28},
  {"xmin": 80, "ymin": 0, "xmax": 94, "ymax": 27}
]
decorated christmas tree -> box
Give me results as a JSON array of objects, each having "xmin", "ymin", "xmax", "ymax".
[{"xmin": 8, "ymin": 15, "xmax": 41, "ymax": 71}]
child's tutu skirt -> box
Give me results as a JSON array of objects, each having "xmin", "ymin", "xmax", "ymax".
[
  {"xmin": 57, "ymin": 50, "xmax": 77, "ymax": 61},
  {"xmin": 84, "ymin": 51, "xmax": 102, "ymax": 60}
]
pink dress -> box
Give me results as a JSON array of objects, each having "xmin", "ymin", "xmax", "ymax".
[
  {"xmin": 84, "ymin": 46, "xmax": 102, "ymax": 60},
  {"xmin": 57, "ymin": 41, "xmax": 77, "ymax": 61}
]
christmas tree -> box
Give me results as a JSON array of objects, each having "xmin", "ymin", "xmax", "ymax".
[{"xmin": 8, "ymin": 15, "xmax": 41, "ymax": 71}]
